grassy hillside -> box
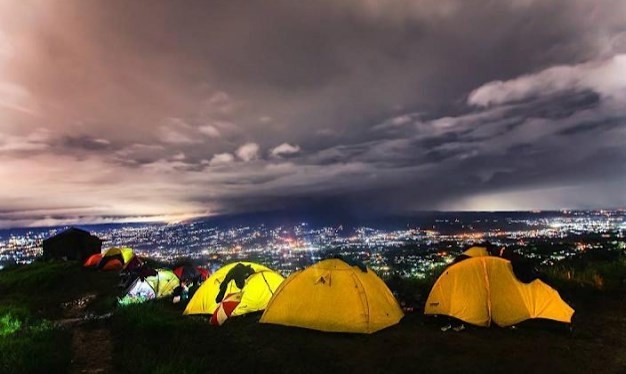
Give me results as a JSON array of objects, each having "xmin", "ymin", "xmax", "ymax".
[
  {"xmin": 0, "ymin": 262, "xmax": 118, "ymax": 373},
  {"xmin": 0, "ymin": 259, "xmax": 625, "ymax": 373}
]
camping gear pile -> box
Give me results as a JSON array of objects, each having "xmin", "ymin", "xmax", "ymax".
[
  {"xmin": 80, "ymin": 243, "xmax": 574, "ymax": 334},
  {"xmin": 82, "ymin": 246, "xmax": 211, "ymax": 306}
]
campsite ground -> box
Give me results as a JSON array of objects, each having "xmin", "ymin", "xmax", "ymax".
[{"xmin": 1, "ymin": 262, "xmax": 625, "ymax": 374}]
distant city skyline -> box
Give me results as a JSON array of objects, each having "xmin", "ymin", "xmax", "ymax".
[
  {"xmin": 2, "ymin": 210, "xmax": 624, "ymax": 273},
  {"xmin": 1, "ymin": 1, "xmax": 625, "ymax": 228}
]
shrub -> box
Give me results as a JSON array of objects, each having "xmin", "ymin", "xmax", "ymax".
[{"xmin": 542, "ymin": 257, "xmax": 626, "ymax": 293}]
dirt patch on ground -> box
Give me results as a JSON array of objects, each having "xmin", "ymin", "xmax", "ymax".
[
  {"xmin": 60, "ymin": 294, "xmax": 114, "ymax": 374},
  {"xmin": 70, "ymin": 325, "xmax": 113, "ymax": 374}
]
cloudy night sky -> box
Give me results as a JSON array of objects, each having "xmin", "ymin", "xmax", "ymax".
[{"xmin": 1, "ymin": 0, "xmax": 626, "ymax": 228}]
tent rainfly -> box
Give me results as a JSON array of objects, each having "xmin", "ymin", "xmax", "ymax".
[
  {"xmin": 184, "ymin": 262, "xmax": 284, "ymax": 317},
  {"xmin": 425, "ymin": 256, "xmax": 574, "ymax": 327},
  {"xmin": 83, "ymin": 253, "xmax": 103, "ymax": 268},
  {"xmin": 98, "ymin": 247, "xmax": 134, "ymax": 271},
  {"xmin": 260, "ymin": 258, "xmax": 404, "ymax": 334}
]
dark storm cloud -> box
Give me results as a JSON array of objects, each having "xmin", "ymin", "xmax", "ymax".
[
  {"xmin": 1, "ymin": 0, "xmax": 626, "ymax": 227},
  {"xmin": 555, "ymin": 118, "xmax": 621, "ymax": 136},
  {"xmin": 60, "ymin": 135, "xmax": 112, "ymax": 151}
]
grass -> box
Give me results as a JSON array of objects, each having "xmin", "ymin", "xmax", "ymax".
[
  {"xmin": 0, "ymin": 260, "xmax": 119, "ymax": 373},
  {"xmin": 1, "ymin": 254, "xmax": 625, "ymax": 373},
  {"xmin": 111, "ymin": 303, "xmax": 212, "ymax": 373},
  {"xmin": 0, "ymin": 260, "xmax": 120, "ymax": 318},
  {"xmin": 110, "ymin": 298, "xmax": 626, "ymax": 374},
  {"xmin": 542, "ymin": 257, "xmax": 626, "ymax": 294},
  {"xmin": 0, "ymin": 307, "xmax": 24, "ymax": 337},
  {"xmin": 0, "ymin": 304, "xmax": 71, "ymax": 374},
  {"xmin": 0, "ymin": 324, "xmax": 71, "ymax": 374}
]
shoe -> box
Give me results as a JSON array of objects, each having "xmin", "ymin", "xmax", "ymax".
[
  {"xmin": 453, "ymin": 324, "xmax": 465, "ymax": 332},
  {"xmin": 440, "ymin": 324, "xmax": 452, "ymax": 332}
]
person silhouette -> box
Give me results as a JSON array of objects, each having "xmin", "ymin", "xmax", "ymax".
[{"xmin": 215, "ymin": 263, "xmax": 255, "ymax": 303}]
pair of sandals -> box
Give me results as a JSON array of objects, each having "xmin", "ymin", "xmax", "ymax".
[{"xmin": 440, "ymin": 324, "xmax": 466, "ymax": 332}]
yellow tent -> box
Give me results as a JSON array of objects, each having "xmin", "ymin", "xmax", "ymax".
[
  {"xmin": 260, "ymin": 259, "xmax": 404, "ymax": 334},
  {"xmin": 463, "ymin": 246, "xmax": 489, "ymax": 257},
  {"xmin": 119, "ymin": 268, "xmax": 180, "ymax": 305},
  {"xmin": 184, "ymin": 262, "xmax": 284, "ymax": 316},
  {"xmin": 145, "ymin": 269, "xmax": 180, "ymax": 298},
  {"xmin": 425, "ymin": 256, "xmax": 574, "ymax": 327},
  {"xmin": 102, "ymin": 247, "xmax": 134, "ymax": 264}
]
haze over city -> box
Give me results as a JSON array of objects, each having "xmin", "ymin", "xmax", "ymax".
[{"xmin": 1, "ymin": 0, "xmax": 626, "ymax": 230}]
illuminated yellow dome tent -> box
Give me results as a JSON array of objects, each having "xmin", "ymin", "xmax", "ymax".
[
  {"xmin": 184, "ymin": 262, "xmax": 284, "ymax": 316},
  {"xmin": 425, "ymin": 256, "xmax": 574, "ymax": 327},
  {"xmin": 260, "ymin": 258, "xmax": 404, "ymax": 334},
  {"xmin": 463, "ymin": 246, "xmax": 489, "ymax": 257}
]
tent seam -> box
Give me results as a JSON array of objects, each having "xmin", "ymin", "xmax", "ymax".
[
  {"xmin": 351, "ymin": 273, "xmax": 371, "ymax": 333},
  {"xmin": 482, "ymin": 258, "xmax": 492, "ymax": 327}
]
